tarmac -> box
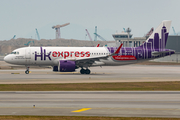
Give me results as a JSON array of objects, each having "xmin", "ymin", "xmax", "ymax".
[
  {"xmin": 1, "ymin": 60, "xmax": 180, "ymax": 118},
  {"xmin": 0, "ymin": 56, "xmax": 4, "ymax": 61},
  {"xmin": 0, "ymin": 63, "xmax": 180, "ymax": 84},
  {"xmin": 0, "ymin": 91, "xmax": 180, "ymax": 118}
]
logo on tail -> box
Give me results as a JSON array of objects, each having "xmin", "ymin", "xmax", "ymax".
[{"xmin": 140, "ymin": 20, "xmax": 171, "ymax": 51}]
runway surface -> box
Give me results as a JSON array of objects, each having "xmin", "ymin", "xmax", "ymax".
[
  {"xmin": 0, "ymin": 91, "xmax": 180, "ymax": 118},
  {"xmin": 0, "ymin": 56, "xmax": 4, "ymax": 61},
  {"xmin": 0, "ymin": 64, "xmax": 180, "ymax": 84}
]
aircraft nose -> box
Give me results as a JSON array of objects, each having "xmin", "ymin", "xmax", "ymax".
[
  {"xmin": 4, "ymin": 55, "xmax": 11, "ymax": 63},
  {"xmin": 4, "ymin": 56, "xmax": 7, "ymax": 61}
]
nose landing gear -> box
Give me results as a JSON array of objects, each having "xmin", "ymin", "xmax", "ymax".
[
  {"xmin": 25, "ymin": 67, "xmax": 30, "ymax": 74},
  {"xmin": 80, "ymin": 68, "xmax": 91, "ymax": 74}
]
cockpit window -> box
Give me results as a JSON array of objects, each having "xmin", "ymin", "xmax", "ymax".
[
  {"xmin": 11, "ymin": 52, "xmax": 15, "ymax": 54},
  {"xmin": 11, "ymin": 51, "xmax": 19, "ymax": 54}
]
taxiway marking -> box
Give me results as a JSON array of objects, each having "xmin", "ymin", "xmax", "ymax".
[{"xmin": 72, "ymin": 108, "xmax": 91, "ymax": 112}]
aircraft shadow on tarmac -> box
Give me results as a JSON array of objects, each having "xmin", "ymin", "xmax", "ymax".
[{"xmin": 50, "ymin": 72, "xmax": 111, "ymax": 76}]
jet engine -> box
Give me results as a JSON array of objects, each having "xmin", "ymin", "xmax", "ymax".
[{"xmin": 53, "ymin": 60, "xmax": 76, "ymax": 72}]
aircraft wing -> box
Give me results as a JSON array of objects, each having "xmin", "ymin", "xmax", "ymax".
[
  {"xmin": 74, "ymin": 44, "xmax": 123, "ymax": 67},
  {"xmin": 152, "ymin": 50, "xmax": 175, "ymax": 56},
  {"xmin": 74, "ymin": 56, "xmax": 107, "ymax": 67}
]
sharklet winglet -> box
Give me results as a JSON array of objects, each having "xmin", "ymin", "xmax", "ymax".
[
  {"xmin": 115, "ymin": 44, "xmax": 123, "ymax": 54},
  {"xmin": 109, "ymin": 44, "xmax": 123, "ymax": 56}
]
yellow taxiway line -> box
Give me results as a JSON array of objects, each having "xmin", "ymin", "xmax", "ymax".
[{"xmin": 72, "ymin": 108, "xmax": 91, "ymax": 112}]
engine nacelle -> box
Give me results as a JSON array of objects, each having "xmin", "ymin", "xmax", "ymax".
[{"xmin": 59, "ymin": 60, "xmax": 76, "ymax": 72}]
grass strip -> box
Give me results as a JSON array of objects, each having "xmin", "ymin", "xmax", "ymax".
[
  {"xmin": 0, "ymin": 116, "xmax": 179, "ymax": 120},
  {"xmin": 0, "ymin": 81, "xmax": 180, "ymax": 91}
]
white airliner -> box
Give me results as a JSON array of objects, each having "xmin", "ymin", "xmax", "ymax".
[{"xmin": 4, "ymin": 20, "xmax": 175, "ymax": 74}]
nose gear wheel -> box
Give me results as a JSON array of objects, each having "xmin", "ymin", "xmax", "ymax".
[{"xmin": 25, "ymin": 67, "xmax": 30, "ymax": 74}]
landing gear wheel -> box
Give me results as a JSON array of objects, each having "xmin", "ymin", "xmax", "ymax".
[
  {"xmin": 25, "ymin": 70, "xmax": 29, "ymax": 74},
  {"xmin": 85, "ymin": 69, "xmax": 91, "ymax": 74},
  {"xmin": 25, "ymin": 66, "xmax": 30, "ymax": 74},
  {"xmin": 80, "ymin": 69, "xmax": 85, "ymax": 74}
]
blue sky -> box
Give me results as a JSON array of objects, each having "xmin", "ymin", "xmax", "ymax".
[{"xmin": 0, "ymin": 0, "xmax": 180, "ymax": 41}]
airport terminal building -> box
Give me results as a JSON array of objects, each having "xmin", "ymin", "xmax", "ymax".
[
  {"xmin": 156, "ymin": 35, "xmax": 180, "ymax": 62},
  {"xmin": 112, "ymin": 32, "xmax": 146, "ymax": 47}
]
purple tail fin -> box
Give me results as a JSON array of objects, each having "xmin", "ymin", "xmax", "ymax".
[{"xmin": 139, "ymin": 20, "xmax": 171, "ymax": 51}]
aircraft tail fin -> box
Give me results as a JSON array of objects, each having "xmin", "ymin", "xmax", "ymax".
[{"xmin": 140, "ymin": 20, "xmax": 172, "ymax": 51}]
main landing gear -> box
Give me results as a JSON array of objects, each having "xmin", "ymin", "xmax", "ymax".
[
  {"xmin": 25, "ymin": 67, "xmax": 30, "ymax": 74},
  {"xmin": 80, "ymin": 68, "xmax": 91, "ymax": 74}
]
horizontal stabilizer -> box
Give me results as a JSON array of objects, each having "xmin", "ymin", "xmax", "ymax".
[{"xmin": 152, "ymin": 50, "xmax": 175, "ymax": 56}]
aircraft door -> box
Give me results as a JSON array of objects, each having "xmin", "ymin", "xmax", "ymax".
[{"xmin": 25, "ymin": 48, "xmax": 31, "ymax": 59}]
